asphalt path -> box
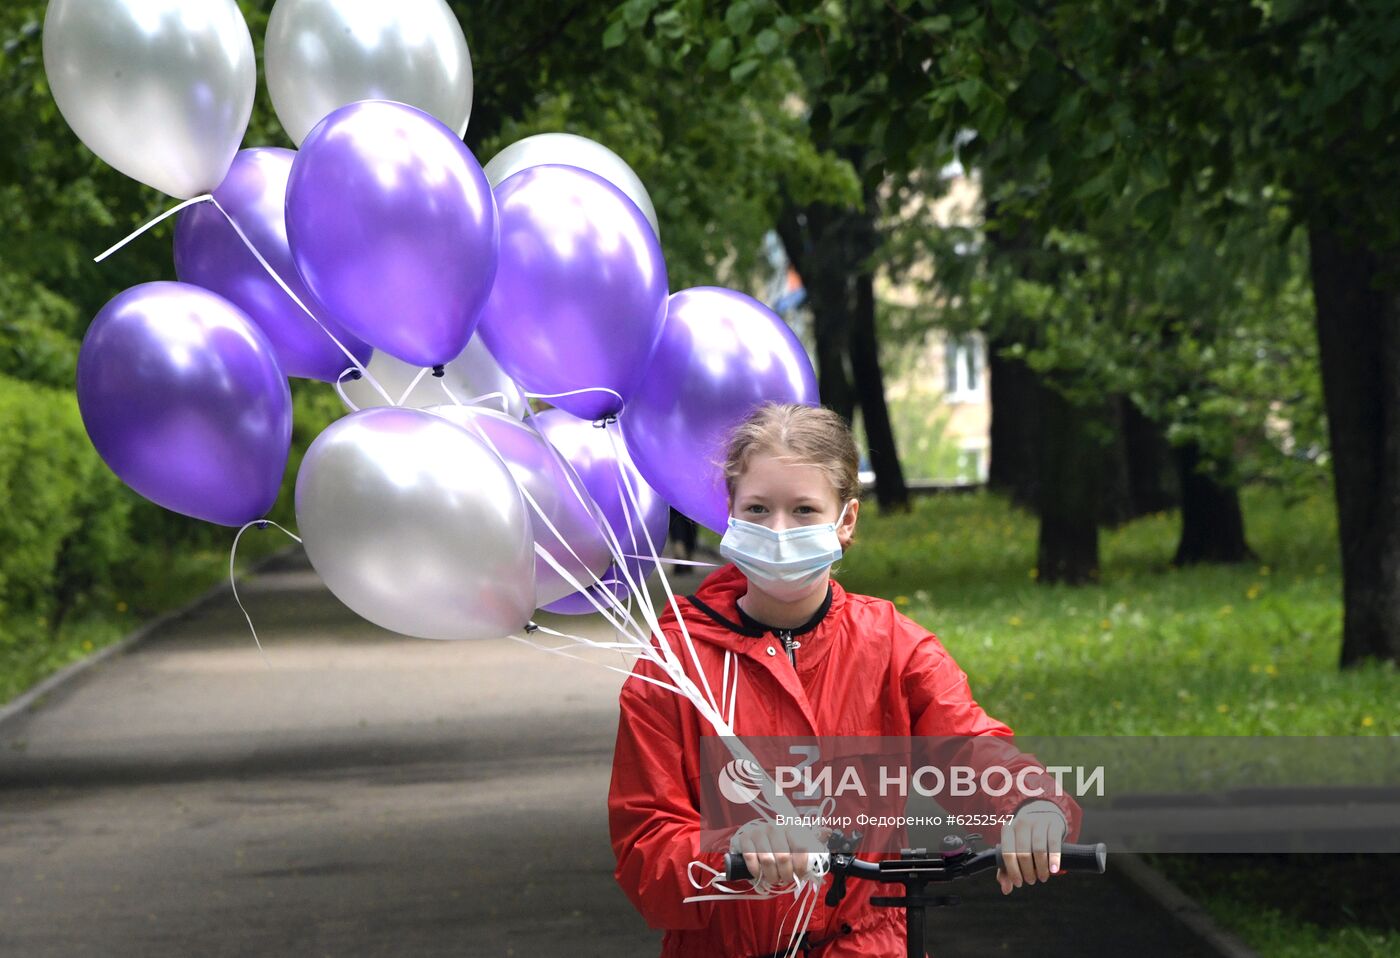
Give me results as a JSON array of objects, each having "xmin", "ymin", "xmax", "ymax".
[{"xmin": 0, "ymin": 550, "xmax": 1224, "ymax": 957}]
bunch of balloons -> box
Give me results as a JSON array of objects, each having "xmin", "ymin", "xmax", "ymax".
[{"xmin": 46, "ymin": 0, "xmax": 819, "ymax": 642}]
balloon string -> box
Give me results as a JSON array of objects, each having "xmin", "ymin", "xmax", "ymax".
[
  {"xmin": 398, "ymin": 366, "xmax": 431, "ymax": 406},
  {"xmin": 513, "ymin": 403, "xmax": 708, "ymax": 715},
  {"xmin": 523, "ymin": 386, "xmax": 621, "ymax": 403},
  {"xmin": 622, "ymin": 554, "xmax": 721, "ymax": 568},
  {"xmin": 438, "ymin": 378, "xmax": 514, "ymax": 415},
  {"xmin": 530, "ymin": 544, "xmax": 729, "ymax": 727},
  {"xmin": 448, "ymin": 408, "xmax": 655, "ymax": 648},
  {"xmin": 602, "ymin": 423, "xmax": 720, "ymax": 720},
  {"xmin": 335, "ymin": 367, "xmax": 362, "ymax": 412},
  {"xmin": 93, "ymin": 194, "xmax": 213, "ymax": 262},
  {"xmin": 229, "ymin": 519, "xmax": 303, "ymax": 670},
  {"xmin": 206, "ymin": 196, "xmax": 395, "ymax": 407}
]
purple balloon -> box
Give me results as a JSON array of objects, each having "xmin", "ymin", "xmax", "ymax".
[
  {"xmin": 621, "ymin": 287, "xmax": 819, "ymax": 535},
  {"xmin": 76, "ymin": 282, "xmax": 293, "ymax": 526},
  {"xmin": 531, "ymin": 411, "xmax": 668, "ymax": 613},
  {"xmin": 286, "ymin": 100, "xmax": 498, "ymax": 368},
  {"xmin": 541, "ymin": 563, "xmax": 634, "ymax": 615},
  {"xmin": 174, "ymin": 147, "xmax": 372, "ymax": 382},
  {"xmin": 426, "ymin": 404, "xmax": 612, "ymax": 607},
  {"xmin": 476, "ymin": 165, "xmax": 668, "ymax": 421}
]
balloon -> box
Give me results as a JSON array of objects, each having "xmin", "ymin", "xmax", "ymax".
[
  {"xmin": 427, "ymin": 405, "xmax": 612, "ymax": 607},
  {"xmin": 286, "ymin": 100, "xmax": 498, "ymax": 368},
  {"xmin": 265, "ymin": 0, "xmax": 473, "ymax": 147},
  {"xmin": 43, "ymin": 0, "xmax": 255, "ymax": 198},
  {"xmin": 76, "ymin": 282, "xmax": 292, "ymax": 526},
  {"xmin": 622, "ymin": 287, "xmax": 819, "ymax": 535},
  {"xmin": 532, "ymin": 411, "xmax": 668, "ymax": 611},
  {"xmin": 340, "ymin": 337, "xmax": 528, "ymax": 417},
  {"xmin": 476, "ymin": 166, "xmax": 668, "ymax": 421},
  {"xmin": 541, "ymin": 564, "xmax": 634, "ymax": 616},
  {"xmin": 295, "ymin": 407, "xmax": 535, "ymax": 640},
  {"xmin": 483, "ymin": 133, "xmax": 659, "ymax": 238},
  {"xmin": 174, "ymin": 148, "xmax": 372, "ymax": 383}
]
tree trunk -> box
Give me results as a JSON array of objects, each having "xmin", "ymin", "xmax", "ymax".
[
  {"xmin": 1122, "ymin": 397, "xmax": 1180, "ymax": 516},
  {"xmin": 1036, "ymin": 381, "xmax": 1104, "ymax": 584},
  {"xmin": 776, "ymin": 204, "xmax": 856, "ymax": 423},
  {"xmin": 987, "ymin": 337, "xmax": 1041, "ymax": 509},
  {"xmin": 850, "ymin": 269, "xmax": 909, "ymax": 510},
  {"xmin": 1308, "ymin": 216, "xmax": 1400, "ymax": 667},
  {"xmin": 1097, "ymin": 396, "xmax": 1137, "ymax": 527},
  {"xmin": 1171, "ymin": 440, "xmax": 1254, "ymax": 565}
]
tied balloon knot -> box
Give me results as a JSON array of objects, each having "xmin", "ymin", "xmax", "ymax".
[
  {"xmin": 432, "ymin": 365, "xmax": 446, "ymax": 378},
  {"xmin": 592, "ymin": 415, "xmax": 618, "ymax": 429},
  {"xmin": 524, "ymin": 621, "xmax": 540, "ymax": 634},
  {"xmin": 254, "ymin": 519, "xmax": 270, "ymax": 530},
  {"xmin": 349, "ymin": 368, "xmax": 363, "ymax": 381}
]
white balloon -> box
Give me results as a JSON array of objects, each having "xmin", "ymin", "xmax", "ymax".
[
  {"xmin": 483, "ymin": 133, "xmax": 660, "ymax": 238},
  {"xmin": 340, "ymin": 337, "xmax": 529, "ymax": 418},
  {"xmin": 43, "ymin": 0, "xmax": 256, "ymax": 198},
  {"xmin": 266, "ymin": 0, "xmax": 474, "ymax": 147},
  {"xmin": 296, "ymin": 407, "xmax": 535, "ymax": 641},
  {"xmin": 426, "ymin": 405, "xmax": 612, "ymax": 607}
]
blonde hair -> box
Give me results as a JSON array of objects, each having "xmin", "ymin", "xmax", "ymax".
[{"xmin": 723, "ymin": 402, "xmax": 860, "ymax": 508}]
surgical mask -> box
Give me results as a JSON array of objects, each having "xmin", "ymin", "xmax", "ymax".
[{"xmin": 720, "ymin": 501, "xmax": 852, "ymax": 602}]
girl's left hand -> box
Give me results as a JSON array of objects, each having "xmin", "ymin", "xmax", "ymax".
[{"xmin": 996, "ymin": 800, "xmax": 1066, "ymax": 895}]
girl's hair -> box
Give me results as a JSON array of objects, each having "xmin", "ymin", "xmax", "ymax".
[{"xmin": 723, "ymin": 402, "xmax": 860, "ymax": 508}]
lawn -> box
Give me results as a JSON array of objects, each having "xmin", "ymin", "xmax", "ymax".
[
  {"xmin": 832, "ymin": 483, "xmax": 1398, "ymax": 958},
  {"xmin": 836, "ymin": 485, "xmax": 1394, "ymax": 737}
]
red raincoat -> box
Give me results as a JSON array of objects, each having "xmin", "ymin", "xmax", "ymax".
[{"xmin": 608, "ymin": 564, "xmax": 1083, "ymax": 957}]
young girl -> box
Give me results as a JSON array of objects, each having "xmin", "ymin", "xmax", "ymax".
[{"xmin": 608, "ymin": 402, "xmax": 1081, "ymax": 957}]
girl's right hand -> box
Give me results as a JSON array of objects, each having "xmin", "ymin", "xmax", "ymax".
[{"xmin": 734, "ymin": 822, "xmax": 824, "ymax": 887}]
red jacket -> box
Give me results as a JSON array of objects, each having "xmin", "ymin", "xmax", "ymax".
[{"xmin": 608, "ymin": 564, "xmax": 1083, "ymax": 958}]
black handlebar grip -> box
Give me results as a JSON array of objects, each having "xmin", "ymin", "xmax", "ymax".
[
  {"xmin": 1000, "ymin": 842, "xmax": 1107, "ymax": 874},
  {"xmin": 725, "ymin": 851, "xmax": 752, "ymax": 882}
]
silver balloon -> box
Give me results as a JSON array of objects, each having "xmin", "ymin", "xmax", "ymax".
[
  {"xmin": 43, "ymin": 0, "xmax": 256, "ymax": 198},
  {"xmin": 483, "ymin": 133, "xmax": 660, "ymax": 238},
  {"xmin": 295, "ymin": 407, "xmax": 535, "ymax": 640},
  {"xmin": 265, "ymin": 0, "xmax": 474, "ymax": 147},
  {"xmin": 339, "ymin": 336, "xmax": 529, "ymax": 417},
  {"xmin": 428, "ymin": 405, "xmax": 612, "ymax": 607}
]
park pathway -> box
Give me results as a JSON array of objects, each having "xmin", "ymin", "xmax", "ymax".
[{"xmin": 0, "ymin": 549, "xmax": 1224, "ymax": 957}]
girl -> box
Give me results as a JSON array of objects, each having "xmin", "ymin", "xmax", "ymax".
[{"xmin": 608, "ymin": 402, "xmax": 1080, "ymax": 957}]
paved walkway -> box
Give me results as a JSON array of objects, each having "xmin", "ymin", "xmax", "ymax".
[{"xmin": 0, "ymin": 550, "xmax": 1223, "ymax": 957}]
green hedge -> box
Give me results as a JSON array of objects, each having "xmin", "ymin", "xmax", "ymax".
[
  {"xmin": 0, "ymin": 370, "xmax": 342, "ymax": 703},
  {"xmin": 0, "ymin": 372, "xmax": 132, "ymax": 639}
]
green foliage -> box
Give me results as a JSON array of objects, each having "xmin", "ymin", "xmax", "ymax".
[
  {"xmin": 0, "ymin": 374, "xmax": 129, "ymax": 626},
  {"xmin": 1149, "ymin": 854, "xmax": 1399, "ymax": 958},
  {"xmin": 836, "ymin": 486, "xmax": 1394, "ymax": 736}
]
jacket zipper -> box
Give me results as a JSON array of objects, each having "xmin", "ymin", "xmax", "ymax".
[{"xmin": 777, "ymin": 629, "xmax": 799, "ymax": 667}]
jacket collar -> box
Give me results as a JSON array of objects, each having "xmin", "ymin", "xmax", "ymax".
[{"xmin": 678, "ymin": 563, "xmax": 845, "ymax": 643}]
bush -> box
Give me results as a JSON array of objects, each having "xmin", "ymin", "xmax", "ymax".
[{"xmin": 0, "ymin": 372, "xmax": 133, "ymax": 636}]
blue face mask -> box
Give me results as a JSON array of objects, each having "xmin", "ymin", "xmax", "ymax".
[{"xmin": 719, "ymin": 501, "xmax": 852, "ymax": 602}]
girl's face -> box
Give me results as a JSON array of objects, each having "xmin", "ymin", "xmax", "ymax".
[{"xmin": 729, "ymin": 450, "xmax": 858, "ymax": 548}]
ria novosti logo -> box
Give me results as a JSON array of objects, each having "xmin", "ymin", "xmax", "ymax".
[{"xmin": 717, "ymin": 758, "xmax": 767, "ymax": 805}]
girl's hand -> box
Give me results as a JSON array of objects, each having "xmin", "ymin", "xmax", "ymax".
[
  {"xmin": 735, "ymin": 822, "xmax": 824, "ymax": 888},
  {"xmin": 997, "ymin": 800, "xmax": 1066, "ymax": 895}
]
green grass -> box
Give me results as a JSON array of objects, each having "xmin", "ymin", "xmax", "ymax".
[
  {"xmin": 834, "ymin": 484, "xmax": 1398, "ymax": 958},
  {"xmin": 1149, "ymin": 854, "xmax": 1399, "ymax": 958},
  {"xmin": 835, "ymin": 485, "xmax": 1395, "ymax": 736},
  {"xmin": 0, "ymin": 531, "xmax": 291, "ymax": 706}
]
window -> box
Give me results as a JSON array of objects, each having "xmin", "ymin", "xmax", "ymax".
[{"xmin": 943, "ymin": 334, "xmax": 983, "ymax": 403}]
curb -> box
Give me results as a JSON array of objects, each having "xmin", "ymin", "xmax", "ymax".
[
  {"xmin": 1113, "ymin": 853, "xmax": 1261, "ymax": 958},
  {"xmin": 0, "ymin": 543, "xmax": 302, "ymax": 733}
]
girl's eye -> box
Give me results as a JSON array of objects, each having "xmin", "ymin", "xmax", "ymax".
[
  {"xmin": 745, "ymin": 504, "xmax": 768, "ymax": 514},
  {"xmin": 795, "ymin": 506, "xmax": 816, "ymax": 515}
]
